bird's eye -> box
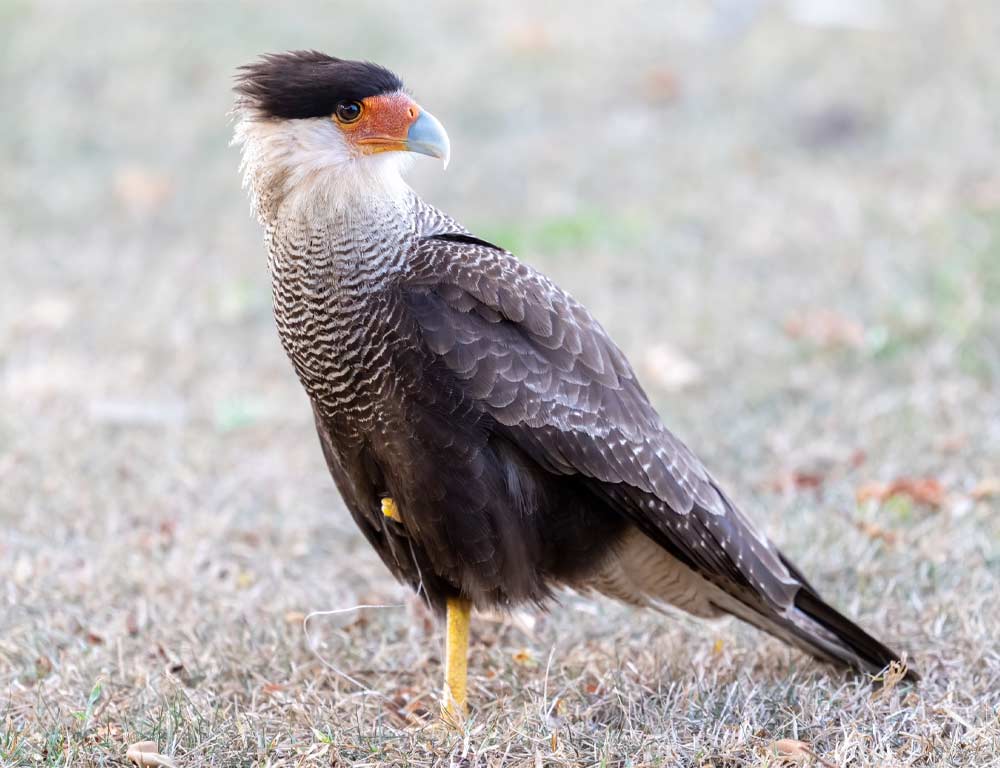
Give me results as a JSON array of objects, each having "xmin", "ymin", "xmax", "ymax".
[{"xmin": 335, "ymin": 101, "xmax": 363, "ymax": 123}]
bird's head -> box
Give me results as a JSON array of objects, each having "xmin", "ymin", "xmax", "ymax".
[{"xmin": 232, "ymin": 51, "xmax": 449, "ymax": 217}]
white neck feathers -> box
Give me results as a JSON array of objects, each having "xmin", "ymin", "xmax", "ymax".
[{"xmin": 232, "ymin": 108, "xmax": 414, "ymax": 225}]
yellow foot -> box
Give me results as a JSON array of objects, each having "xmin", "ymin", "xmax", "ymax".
[
  {"xmin": 442, "ymin": 596, "xmax": 472, "ymax": 726},
  {"xmin": 381, "ymin": 497, "xmax": 402, "ymax": 522}
]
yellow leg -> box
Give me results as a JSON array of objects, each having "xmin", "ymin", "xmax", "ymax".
[
  {"xmin": 442, "ymin": 596, "xmax": 472, "ymax": 724},
  {"xmin": 381, "ymin": 498, "xmax": 470, "ymax": 723},
  {"xmin": 381, "ymin": 497, "xmax": 401, "ymax": 522}
]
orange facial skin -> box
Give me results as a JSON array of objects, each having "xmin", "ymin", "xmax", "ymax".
[{"xmin": 334, "ymin": 92, "xmax": 420, "ymax": 154}]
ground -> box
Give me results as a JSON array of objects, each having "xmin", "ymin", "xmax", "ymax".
[{"xmin": 2, "ymin": 1, "xmax": 999, "ymax": 766}]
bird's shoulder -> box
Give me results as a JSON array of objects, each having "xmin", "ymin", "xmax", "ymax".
[
  {"xmin": 397, "ymin": 224, "xmax": 729, "ymax": 514},
  {"xmin": 403, "ymin": 227, "xmax": 636, "ymax": 390}
]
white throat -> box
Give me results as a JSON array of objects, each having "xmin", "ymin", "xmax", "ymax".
[{"xmin": 232, "ymin": 109, "xmax": 414, "ymax": 225}]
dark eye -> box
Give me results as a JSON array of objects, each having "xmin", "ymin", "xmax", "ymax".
[{"xmin": 335, "ymin": 101, "xmax": 362, "ymax": 123}]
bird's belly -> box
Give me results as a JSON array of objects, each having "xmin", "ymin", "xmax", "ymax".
[{"xmin": 580, "ymin": 526, "xmax": 724, "ymax": 618}]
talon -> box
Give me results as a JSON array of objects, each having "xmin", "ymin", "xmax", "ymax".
[{"xmin": 381, "ymin": 497, "xmax": 402, "ymax": 522}]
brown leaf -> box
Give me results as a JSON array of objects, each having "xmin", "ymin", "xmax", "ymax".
[
  {"xmin": 784, "ymin": 309, "xmax": 864, "ymax": 349},
  {"xmin": 126, "ymin": 741, "xmax": 177, "ymax": 768},
  {"xmin": 769, "ymin": 470, "xmax": 827, "ymax": 493},
  {"xmin": 857, "ymin": 477, "xmax": 945, "ymax": 508},
  {"xmin": 871, "ymin": 659, "xmax": 910, "ymax": 701},
  {"xmin": 891, "ymin": 478, "xmax": 945, "ymax": 507},
  {"xmin": 512, "ymin": 648, "xmax": 536, "ymax": 667},
  {"xmin": 768, "ymin": 739, "xmax": 837, "ymax": 767},
  {"xmin": 854, "ymin": 520, "xmax": 898, "ymax": 545}
]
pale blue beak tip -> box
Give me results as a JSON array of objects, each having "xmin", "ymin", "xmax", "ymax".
[{"xmin": 406, "ymin": 109, "xmax": 451, "ymax": 169}]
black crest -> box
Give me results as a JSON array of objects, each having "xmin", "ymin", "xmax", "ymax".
[{"xmin": 235, "ymin": 51, "xmax": 404, "ymax": 119}]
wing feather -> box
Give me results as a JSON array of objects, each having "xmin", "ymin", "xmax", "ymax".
[{"xmin": 404, "ymin": 236, "xmax": 799, "ymax": 612}]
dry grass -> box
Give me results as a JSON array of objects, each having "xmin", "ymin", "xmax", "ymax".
[{"xmin": 2, "ymin": 1, "xmax": 999, "ymax": 765}]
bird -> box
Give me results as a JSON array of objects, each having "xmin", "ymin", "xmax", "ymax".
[{"xmin": 232, "ymin": 51, "xmax": 916, "ymax": 722}]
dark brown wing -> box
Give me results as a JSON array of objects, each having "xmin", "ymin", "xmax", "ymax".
[{"xmin": 403, "ymin": 235, "xmax": 800, "ymax": 612}]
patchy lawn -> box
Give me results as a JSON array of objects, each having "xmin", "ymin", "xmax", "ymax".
[{"xmin": 2, "ymin": 2, "xmax": 998, "ymax": 765}]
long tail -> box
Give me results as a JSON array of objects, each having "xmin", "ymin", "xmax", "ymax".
[
  {"xmin": 788, "ymin": 586, "xmax": 918, "ymax": 680},
  {"xmin": 721, "ymin": 553, "xmax": 919, "ymax": 681},
  {"xmin": 585, "ymin": 526, "xmax": 918, "ymax": 680}
]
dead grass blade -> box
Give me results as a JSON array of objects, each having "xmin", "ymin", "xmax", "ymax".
[{"xmin": 768, "ymin": 738, "xmax": 838, "ymax": 767}]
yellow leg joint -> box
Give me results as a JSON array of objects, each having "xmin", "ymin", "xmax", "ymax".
[
  {"xmin": 381, "ymin": 497, "xmax": 401, "ymax": 522},
  {"xmin": 442, "ymin": 596, "xmax": 472, "ymax": 724}
]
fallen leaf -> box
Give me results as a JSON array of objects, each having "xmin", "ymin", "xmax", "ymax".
[
  {"xmin": 512, "ymin": 648, "xmax": 535, "ymax": 667},
  {"xmin": 284, "ymin": 611, "xmax": 307, "ymax": 624},
  {"xmin": 784, "ymin": 309, "xmax": 864, "ymax": 349},
  {"xmin": 871, "ymin": 659, "xmax": 910, "ymax": 701},
  {"xmin": 712, "ymin": 638, "xmax": 725, "ymax": 655},
  {"xmin": 126, "ymin": 610, "xmax": 141, "ymax": 636},
  {"xmin": 401, "ymin": 695, "xmax": 429, "ymax": 721},
  {"xmin": 854, "ymin": 520, "xmax": 898, "ymax": 546},
  {"xmin": 642, "ymin": 343, "xmax": 702, "ymax": 391},
  {"xmin": 261, "ymin": 682, "xmax": 285, "ymax": 695},
  {"xmin": 126, "ymin": 741, "xmax": 177, "ymax": 768},
  {"xmin": 113, "ymin": 167, "xmax": 173, "ymax": 214},
  {"xmin": 971, "ymin": 478, "xmax": 1000, "ymax": 500},
  {"xmin": 504, "ymin": 23, "xmax": 551, "ymax": 53},
  {"xmin": 642, "ymin": 68, "xmax": 681, "ymax": 104},
  {"xmin": 857, "ymin": 477, "xmax": 945, "ymax": 508},
  {"xmin": 769, "ymin": 470, "xmax": 826, "ymax": 493},
  {"xmin": 768, "ymin": 738, "xmax": 837, "ymax": 767},
  {"xmin": 35, "ymin": 655, "xmax": 53, "ymax": 680}
]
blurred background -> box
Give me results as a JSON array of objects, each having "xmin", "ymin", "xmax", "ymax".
[{"xmin": 2, "ymin": 1, "xmax": 998, "ymax": 765}]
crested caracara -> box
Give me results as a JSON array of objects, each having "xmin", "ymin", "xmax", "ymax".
[{"xmin": 232, "ymin": 51, "xmax": 916, "ymax": 722}]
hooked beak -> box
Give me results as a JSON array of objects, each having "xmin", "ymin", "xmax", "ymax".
[
  {"xmin": 353, "ymin": 94, "xmax": 451, "ymax": 169},
  {"xmin": 405, "ymin": 109, "xmax": 450, "ymax": 169}
]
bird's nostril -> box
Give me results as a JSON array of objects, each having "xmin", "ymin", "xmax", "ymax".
[{"xmin": 408, "ymin": 108, "xmax": 416, "ymax": 118}]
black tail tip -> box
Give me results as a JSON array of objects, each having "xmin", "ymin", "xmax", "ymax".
[{"xmin": 793, "ymin": 587, "xmax": 919, "ymax": 684}]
